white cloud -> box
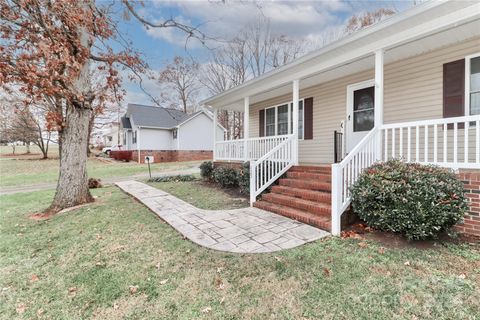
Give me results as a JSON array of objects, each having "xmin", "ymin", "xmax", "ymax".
[{"xmin": 144, "ymin": 0, "xmax": 350, "ymax": 46}]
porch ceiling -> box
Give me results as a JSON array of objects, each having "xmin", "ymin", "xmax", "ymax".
[{"xmin": 204, "ymin": 1, "xmax": 480, "ymax": 112}]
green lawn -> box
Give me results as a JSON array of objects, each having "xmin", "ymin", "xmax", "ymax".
[
  {"xmin": 0, "ymin": 157, "xmax": 202, "ymax": 188},
  {"xmin": 148, "ymin": 179, "xmax": 248, "ymax": 210},
  {"xmin": 1, "ymin": 188, "xmax": 479, "ymax": 319}
]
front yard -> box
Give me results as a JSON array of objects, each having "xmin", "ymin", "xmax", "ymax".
[
  {"xmin": 0, "ymin": 152, "xmax": 202, "ymax": 188},
  {"xmin": 1, "ymin": 187, "xmax": 479, "ymax": 319},
  {"xmin": 148, "ymin": 178, "xmax": 248, "ymax": 210}
]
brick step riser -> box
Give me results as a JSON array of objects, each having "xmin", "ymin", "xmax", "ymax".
[
  {"xmin": 270, "ymin": 186, "xmax": 331, "ymax": 203},
  {"xmin": 290, "ymin": 166, "xmax": 331, "ymax": 174},
  {"xmin": 286, "ymin": 172, "xmax": 331, "ymax": 182},
  {"xmin": 279, "ymin": 179, "xmax": 331, "ymax": 192},
  {"xmin": 253, "ymin": 202, "xmax": 331, "ymax": 231},
  {"xmin": 262, "ymin": 194, "xmax": 331, "ymax": 216}
]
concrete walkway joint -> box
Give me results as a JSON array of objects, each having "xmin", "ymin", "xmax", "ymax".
[{"xmin": 116, "ymin": 180, "xmax": 329, "ymax": 253}]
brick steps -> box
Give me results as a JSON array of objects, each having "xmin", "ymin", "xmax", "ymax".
[
  {"xmin": 270, "ymin": 185, "xmax": 331, "ymax": 204},
  {"xmin": 289, "ymin": 165, "xmax": 331, "ymax": 174},
  {"xmin": 279, "ymin": 179, "xmax": 331, "ymax": 192},
  {"xmin": 253, "ymin": 201, "xmax": 332, "ymax": 231},
  {"xmin": 286, "ymin": 171, "xmax": 331, "ymax": 181},
  {"xmin": 254, "ymin": 165, "xmax": 333, "ymax": 232}
]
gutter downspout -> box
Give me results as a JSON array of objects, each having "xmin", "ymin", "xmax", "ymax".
[{"xmin": 137, "ymin": 127, "xmax": 141, "ymax": 163}]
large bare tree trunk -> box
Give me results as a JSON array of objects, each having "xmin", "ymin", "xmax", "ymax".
[
  {"xmin": 49, "ymin": 104, "xmax": 93, "ymax": 212},
  {"xmin": 48, "ymin": 15, "xmax": 93, "ymax": 213}
]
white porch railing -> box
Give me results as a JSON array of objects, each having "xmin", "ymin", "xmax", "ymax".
[
  {"xmin": 331, "ymin": 115, "xmax": 480, "ymax": 236},
  {"xmin": 215, "ymin": 139, "xmax": 245, "ymax": 161},
  {"xmin": 250, "ymin": 134, "xmax": 296, "ymax": 205},
  {"xmin": 381, "ymin": 115, "xmax": 480, "ymax": 169},
  {"xmin": 215, "ymin": 135, "xmax": 291, "ymax": 161}
]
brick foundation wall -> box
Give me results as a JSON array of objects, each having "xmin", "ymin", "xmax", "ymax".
[
  {"xmin": 455, "ymin": 171, "xmax": 480, "ymax": 238},
  {"xmin": 132, "ymin": 150, "xmax": 212, "ymax": 164},
  {"xmin": 213, "ymin": 161, "xmax": 244, "ymax": 170}
]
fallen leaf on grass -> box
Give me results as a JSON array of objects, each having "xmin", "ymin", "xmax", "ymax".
[
  {"xmin": 216, "ymin": 267, "xmax": 224, "ymax": 273},
  {"xmin": 16, "ymin": 303, "xmax": 26, "ymax": 314},
  {"xmin": 37, "ymin": 308, "xmax": 44, "ymax": 316},
  {"xmin": 68, "ymin": 287, "xmax": 77, "ymax": 297},
  {"xmin": 129, "ymin": 285, "xmax": 138, "ymax": 294},
  {"xmin": 220, "ymin": 297, "xmax": 225, "ymax": 304},
  {"xmin": 378, "ymin": 247, "xmax": 386, "ymax": 254},
  {"xmin": 323, "ymin": 268, "xmax": 331, "ymax": 277},
  {"xmin": 459, "ymin": 273, "xmax": 467, "ymax": 279},
  {"xmin": 404, "ymin": 261, "xmax": 411, "ymax": 266},
  {"xmin": 159, "ymin": 279, "xmax": 169, "ymax": 285},
  {"xmin": 202, "ymin": 307, "xmax": 212, "ymax": 314},
  {"xmin": 30, "ymin": 274, "xmax": 39, "ymax": 283},
  {"xmin": 358, "ymin": 241, "xmax": 368, "ymax": 248}
]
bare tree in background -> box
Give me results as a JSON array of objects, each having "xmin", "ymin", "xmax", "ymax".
[
  {"xmin": 345, "ymin": 8, "xmax": 396, "ymax": 34},
  {"xmin": 202, "ymin": 17, "xmax": 312, "ymax": 139},
  {"xmin": 158, "ymin": 57, "xmax": 200, "ymax": 114}
]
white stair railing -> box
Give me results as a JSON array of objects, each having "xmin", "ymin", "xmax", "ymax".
[
  {"xmin": 330, "ymin": 115, "xmax": 480, "ymax": 236},
  {"xmin": 381, "ymin": 115, "xmax": 480, "ymax": 169},
  {"xmin": 331, "ymin": 127, "xmax": 379, "ymax": 235},
  {"xmin": 250, "ymin": 134, "xmax": 296, "ymax": 205}
]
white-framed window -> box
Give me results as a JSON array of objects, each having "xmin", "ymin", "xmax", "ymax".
[
  {"xmin": 265, "ymin": 107, "xmax": 276, "ymax": 136},
  {"xmin": 133, "ymin": 131, "xmax": 137, "ymax": 144},
  {"xmin": 264, "ymin": 99, "xmax": 304, "ymax": 139},
  {"xmin": 466, "ymin": 53, "xmax": 480, "ymax": 115},
  {"xmin": 172, "ymin": 128, "xmax": 178, "ymax": 139}
]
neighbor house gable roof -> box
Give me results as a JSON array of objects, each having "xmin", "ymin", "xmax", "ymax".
[
  {"xmin": 177, "ymin": 110, "xmax": 227, "ymax": 132},
  {"xmin": 125, "ymin": 104, "xmax": 190, "ymax": 129}
]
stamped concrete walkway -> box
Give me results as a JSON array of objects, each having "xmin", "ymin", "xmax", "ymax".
[{"xmin": 116, "ymin": 180, "xmax": 329, "ymax": 253}]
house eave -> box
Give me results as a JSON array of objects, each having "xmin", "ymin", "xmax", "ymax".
[{"xmin": 201, "ymin": 1, "xmax": 480, "ymax": 110}]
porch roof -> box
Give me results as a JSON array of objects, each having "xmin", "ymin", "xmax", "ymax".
[{"xmin": 201, "ymin": 1, "xmax": 480, "ymax": 112}]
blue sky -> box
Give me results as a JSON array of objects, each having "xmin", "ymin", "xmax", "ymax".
[{"xmin": 111, "ymin": 0, "xmax": 414, "ymax": 109}]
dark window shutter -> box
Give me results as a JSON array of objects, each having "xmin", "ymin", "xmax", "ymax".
[
  {"xmin": 304, "ymin": 97, "xmax": 313, "ymax": 140},
  {"xmin": 259, "ymin": 109, "xmax": 265, "ymax": 137},
  {"xmin": 443, "ymin": 59, "xmax": 465, "ymax": 118}
]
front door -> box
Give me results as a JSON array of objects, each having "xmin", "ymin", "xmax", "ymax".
[{"xmin": 346, "ymin": 80, "xmax": 375, "ymax": 153}]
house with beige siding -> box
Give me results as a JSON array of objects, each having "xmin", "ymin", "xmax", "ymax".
[{"xmin": 202, "ymin": 1, "xmax": 480, "ymax": 237}]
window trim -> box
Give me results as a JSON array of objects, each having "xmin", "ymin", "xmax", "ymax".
[
  {"xmin": 465, "ymin": 52, "xmax": 480, "ymax": 115},
  {"xmin": 263, "ymin": 98, "xmax": 305, "ymax": 140}
]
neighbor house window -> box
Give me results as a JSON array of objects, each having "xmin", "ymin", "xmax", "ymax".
[
  {"xmin": 172, "ymin": 128, "xmax": 178, "ymax": 139},
  {"xmin": 264, "ymin": 100, "xmax": 304, "ymax": 138},
  {"xmin": 132, "ymin": 131, "xmax": 137, "ymax": 144},
  {"xmin": 466, "ymin": 54, "xmax": 480, "ymax": 115}
]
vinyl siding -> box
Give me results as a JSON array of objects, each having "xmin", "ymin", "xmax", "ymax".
[{"xmin": 249, "ymin": 36, "xmax": 480, "ymax": 164}]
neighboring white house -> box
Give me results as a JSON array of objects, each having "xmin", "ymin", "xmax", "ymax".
[
  {"xmin": 102, "ymin": 122, "xmax": 120, "ymax": 147},
  {"xmin": 120, "ymin": 104, "xmax": 225, "ymax": 163}
]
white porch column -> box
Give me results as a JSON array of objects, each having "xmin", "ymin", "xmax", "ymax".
[
  {"xmin": 292, "ymin": 79, "xmax": 300, "ymax": 165},
  {"xmin": 212, "ymin": 108, "xmax": 217, "ymax": 161},
  {"xmin": 374, "ymin": 49, "xmax": 384, "ymax": 160},
  {"xmin": 244, "ymin": 97, "xmax": 249, "ymax": 161}
]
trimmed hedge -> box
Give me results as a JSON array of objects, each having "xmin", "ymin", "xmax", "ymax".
[
  {"xmin": 200, "ymin": 161, "xmax": 214, "ymax": 180},
  {"xmin": 148, "ymin": 174, "xmax": 196, "ymax": 183},
  {"xmin": 213, "ymin": 167, "xmax": 239, "ymax": 188},
  {"xmin": 238, "ymin": 162, "xmax": 250, "ymax": 194},
  {"xmin": 351, "ymin": 159, "xmax": 467, "ymax": 240}
]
